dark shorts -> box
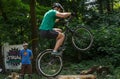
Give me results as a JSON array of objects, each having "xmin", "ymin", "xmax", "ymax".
[
  {"xmin": 21, "ymin": 64, "xmax": 32, "ymax": 74},
  {"xmin": 39, "ymin": 30, "xmax": 59, "ymax": 39}
]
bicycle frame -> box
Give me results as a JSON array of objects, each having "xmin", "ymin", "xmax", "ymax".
[{"xmin": 60, "ymin": 16, "xmax": 75, "ymax": 50}]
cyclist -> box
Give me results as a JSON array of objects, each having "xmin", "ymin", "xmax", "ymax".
[{"xmin": 39, "ymin": 2, "xmax": 74, "ymax": 55}]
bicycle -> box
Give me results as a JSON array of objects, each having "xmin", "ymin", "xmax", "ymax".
[{"xmin": 36, "ymin": 16, "xmax": 93, "ymax": 77}]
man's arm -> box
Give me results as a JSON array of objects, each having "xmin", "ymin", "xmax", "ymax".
[
  {"xmin": 30, "ymin": 55, "xmax": 33, "ymax": 59},
  {"xmin": 56, "ymin": 12, "xmax": 71, "ymax": 18},
  {"xmin": 30, "ymin": 50, "xmax": 33, "ymax": 59}
]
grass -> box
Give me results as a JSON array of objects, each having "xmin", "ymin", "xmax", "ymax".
[
  {"xmin": 0, "ymin": 74, "xmax": 6, "ymax": 79},
  {"xmin": 0, "ymin": 68, "xmax": 120, "ymax": 79},
  {"xmin": 0, "ymin": 57, "xmax": 120, "ymax": 79},
  {"xmin": 0, "ymin": 67, "xmax": 119, "ymax": 79}
]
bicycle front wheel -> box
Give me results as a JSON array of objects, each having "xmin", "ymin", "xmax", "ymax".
[
  {"xmin": 72, "ymin": 26, "xmax": 93, "ymax": 51},
  {"xmin": 36, "ymin": 49, "xmax": 63, "ymax": 77}
]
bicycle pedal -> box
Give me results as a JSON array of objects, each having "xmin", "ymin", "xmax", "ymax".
[{"xmin": 59, "ymin": 46, "xmax": 66, "ymax": 50}]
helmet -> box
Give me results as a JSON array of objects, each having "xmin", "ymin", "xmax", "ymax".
[{"xmin": 52, "ymin": 3, "xmax": 64, "ymax": 11}]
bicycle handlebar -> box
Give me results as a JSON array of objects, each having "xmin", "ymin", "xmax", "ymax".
[{"xmin": 65, "ymin": 15, "xmax": 73, "ymax": 22}]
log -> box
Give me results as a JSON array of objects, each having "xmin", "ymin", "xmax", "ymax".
[
  {"xmin": 57, "ymin": 75, "xmax": 96, "ymax": 79},
  {"xmin": 80, "ymin": 65, "xmax": 110, "ymax": 75}
]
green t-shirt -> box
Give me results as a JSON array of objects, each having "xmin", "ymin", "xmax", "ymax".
[{"xmin": 39, "ymin": 9, "xmax": 57, "ymax": 30}]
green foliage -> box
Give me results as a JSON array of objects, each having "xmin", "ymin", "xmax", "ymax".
[
  {"xmin": 1, "ymin": 0, "xmax": 29, "ymax": 17},
  {"xmin": 36, "ymin": 3, "xmax": 50, "ymax": 25},
  {"xmin": 0, "ymin": 0, "xmax": 30, "ymax": 45},
  {"xmin": 114, "ymin": 0, "xmax": 120, "ymax": 10},
  {"xmin": 84, "ymin": 12, "xmax": 120, "ymax": 67},
  {"xmin": 0, "ymin": 0, "xmax": 50, "ymax": 45},
  {"xmin": 59, "ymin": 58, "xmax": 118, "ymax": 79},
  {"xmin": 0, "ymin": 74, "xmax": 6, "ymax": 79},
  {"xmin": 114, "ymin": 67, "xmax": 120, "ymax": 79}
]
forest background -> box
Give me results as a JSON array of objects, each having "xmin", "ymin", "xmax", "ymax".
[{"xmin": 0, "ymin": 0, "xmax": 120, "ymax": 79}]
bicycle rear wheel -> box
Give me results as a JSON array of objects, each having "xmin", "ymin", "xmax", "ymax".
[
  {"xmin": 72, "ymin": 26, "xmax": 93, "ymax": 51},
  {"xmin": 36, "ymin": 49, "xmax": 63, "ymax": 77}
]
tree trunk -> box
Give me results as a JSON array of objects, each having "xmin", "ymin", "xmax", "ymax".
[
  {"xmin": 0, "ymin": 0, "xmax": 8, "ymax": 21},
  {"xmin": 30, "ymin": 0, "xmax": 38, "ymax": 72},
  {"xmin": 97, "ymin": 0, "xmax": 103, "ymax": 14},
  {"xmin": 111, "ymin": 0, "xmax": 114, "ymax": 11},
  {"xmin": 106, "ymin": 0, "xmax": 112, "ymax": 13}
]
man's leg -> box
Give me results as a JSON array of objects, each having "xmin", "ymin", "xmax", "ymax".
[
  {"xmin": 27, "ymin": 64, "xmax": 32, "ymax": 79},
  {"xmin": 28, "ymin": 74, "xmax": 32, "ymax": 79},
  {"xmin": 53, "ymin": 32, "xmax": 65, "ymax": 52},
  {"xmin": 20, "ymin": 65, "xmax": 25, "ymax": 79},
  {"xmin": 20, "ymin": 74, "xmax": 24, "ymax": 79},
  {"xmin": 53, "ymin": 28, "xmax": 62, "ymax": 32}
]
